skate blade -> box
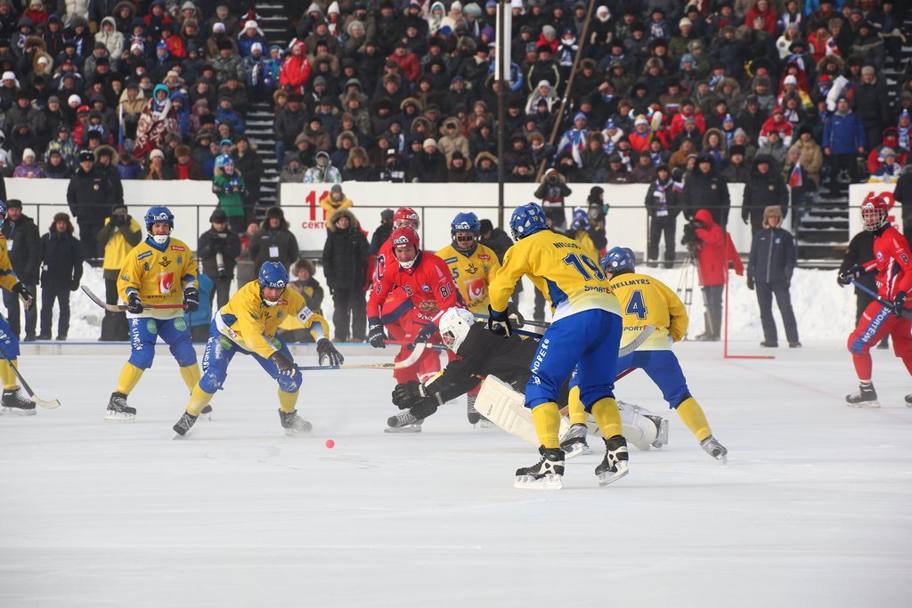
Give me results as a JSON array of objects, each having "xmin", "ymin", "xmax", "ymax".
[
  {"xmin": 597, "ymin": 464, "xmax": 629, "ymax": 487},
  {"xmin": 384, "ymin": 424, "xmax": 422, "ymax": 433},
  {"xmin": 561, "ymin": 441, "xmax": 590, "ymax": 460},
  {"xmin": 652, "ymin": 418, "xmax": 670, "ymax": 449},
  {"xmin": 283, "ymin": 424, "xmax": 313, "ymax": 436},
  {"xmin": 478, "ymin": 419, "xmax": 494, "ymax": 429},
  {"xmin": 104, "ymin": 411, "xmax": 136, "ymax": 421},
  {"xmin": 846, "ymin": 400, "xmax": 880, "ymax": 408},
  {"xmin": 514, "ymin": 474, "xmax": 563, "ymax": 490},
  {"xmin": 1, "ymin": 406, "xmax": 37, "ymax": 416}
]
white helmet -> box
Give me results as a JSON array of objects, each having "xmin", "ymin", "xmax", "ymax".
[{"xmin": 439, "ymin": 307, "xmax": 476, "ymax": 352}]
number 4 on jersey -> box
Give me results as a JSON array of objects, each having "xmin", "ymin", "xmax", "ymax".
[{"xmin": 626, "ymin": 289, "xmax": 648, "ymax": 319}]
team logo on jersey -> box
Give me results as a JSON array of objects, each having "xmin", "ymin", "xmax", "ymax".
[
  {"xmin": 158, "ymin": 271, "xmax": 174, "ymax": 294},
  {"xmin": 465, "ymin": 277, "xmax": 486, "ymax": 302},
  {"xmin": 421, "ymin": 284, "xmax": 430, "ymax": 292},
  {"xmin": 158, "ymin": 256, "xmax": 172, "ymax": 268},
  {"xmin": 876, "ymin": 251, "xmax": 884, "ymax": 262},
  {"xmin": 143, "ymin": 263, "xmax": 150, "ymax": 271},
  {"xmin": 478, "ymin": 253, "xmax": 490, "ymax": 261},
  {"xmin": 171, "ymin": 245, "xmax": 186, "ymax": 252},
  {"xmin": 465, "ymin": 263, "xmax": 478, "ymax": 275}
]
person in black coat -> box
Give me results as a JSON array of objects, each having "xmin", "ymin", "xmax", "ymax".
[
  {"xmin": 249, "ymin": 206, "xmax": 300, "ymax": 271},
  {"xmin": 747, "ymin": 206, "xmax": 800, "ymax": 348},
  {"xmin": 369, "ymin": 208, "xmax": 394, "ymax": 255},
  {"xmin": 2, "ymin": 199, "xmax": 40, "ymax": 340},
  {"xmin": 405, "ymin": 139, "xmax": 448, "ymax": 182},
  {"xmin": 682, "ymin": 154, "xmax": 730, "ymax": 228},
  {"xmin": 644, "ymin": 165, "xmax": 680, "ymax": 268},
  {"xmin": 38, "ymin": 213, "xmax": 83, "ymax": 340},
  {"xmin": 198, "ymin": 208, "xmax": 242, "ymax": 310},
  {"xmin": 742, "ymin": 155, "xmax": 789, "ymax": 238},
  {"xmin": 322, "ymin": 209, "xmax": 370, "ymax": 342},
  {"xmin": 838, "ymin": 227, "xmax": 888, "ymax": 349},
  {"xmin": 67, "ymin": 149, "xmax": 116, "ymax": 264}
]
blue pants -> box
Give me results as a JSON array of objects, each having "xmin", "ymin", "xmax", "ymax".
[
  {"xmin": 199, "ymin": 320, "xmax": 302, "ymax": 394},
  {"xmin": 526, "ymin": 309, "xmax": 622, "ymax": 410},
  {"xmin": 615, "ymin": 349, "xmax": 692, "ymax": 409},
  {"xmin": 127, "ymin": 316, "xmax": 197, "ymax": 370},
  {"xmin": 0, "ymin": 314, "xmax": 20, "ymax": 360}
]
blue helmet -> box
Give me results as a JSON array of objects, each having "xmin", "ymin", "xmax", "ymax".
[
  {"xmin": 510, "ymin": 203, "xmax": 548, "ymax": 240},
  {"xmin": 144, "ymin": 206, "xmax": 174, "ymax": 231},
  {"xmin": 571, "ymin": 207, "xmax": 590, "ymax": 231},
  {"xmin": 451, "ymin": 212, "xmax": 480, "ymax": 235},
  {"xmin": 600, "ymin": 247, "xmax": 636, "ymax": 275},
  {"xmin": 214, "ymin": 154, "xmax": 233, "ymax": 170},
  {"xmin": 258, "ymin": 261, "xmax": 289, "ymax": 290}
]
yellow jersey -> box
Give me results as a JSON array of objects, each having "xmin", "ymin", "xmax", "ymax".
[
  {"xmin": 608, "ymin": 272, "xmax": 687, "ymax": 350},
  {"xmin": 489, "ymin": 229, "xmax": 620, "ymax": 322},
  {"xmin": 0, "ymin": 236, "xmax": 19, "ymax": 291},
  {"xmin": 216, "ymin": 280, "xmax": 328, "ymax": 359},
  {"xmin": 435, "ymin": 243, "xmax": 501, "ymax": 313},
  {"xmin": 118, "ymin": 237, "xmax": 197, "ymax": 320}
]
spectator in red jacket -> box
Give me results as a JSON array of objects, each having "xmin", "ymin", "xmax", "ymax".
[
  {"xmin": 669, "ymin": 100, "xmax": 706, "ymax": 142},
  {"xmin": 279, "ymin": 40, "xmax": 312, "ymax": 93},
  {"xmin": 745, "ymin": 0, "xmax": 778, "ymax": 36},
  {"xmin": 388, "ymin": 40, "xmax": 420, "ymax": 83}
]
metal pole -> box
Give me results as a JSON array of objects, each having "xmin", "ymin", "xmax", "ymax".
[{"xmin": 496, "ymin": 0, "xmax": 507, "ymax": 229}]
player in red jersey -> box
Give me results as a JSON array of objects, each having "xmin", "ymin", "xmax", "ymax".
[
  {"xmin": 368, "ymin": 227, "xmax": 462, "ymax": 429},
  {"xmin": 839, "ymin": 193, "xmax": 912, "ymax": 407}
]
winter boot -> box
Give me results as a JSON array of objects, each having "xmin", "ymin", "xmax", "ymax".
[
  {"xmin": 1, "ymin": 387, "xmax": 35, "ymax": 415},
  {"xmin": 173, "ymin": 411, "xmax": 199, "ymax": 437},
  {"xmin": 559, "ymin": 423, "xmax": 590, "ymax": 458},
  {"xmin": 846, "ymin": 383, "xmax": 879, "ymax": 408},
  {"xmin": 700, "ymin": 435, "xmax": 728, "ymax": 463},
  {"xmin": 105, "ymin": 391, "xmax": 136, "ymax": 420},
  {"xmin": 514, "ymin": 446, "xmax": 565, "ymax": 490},
  {"xmin": 595, "ymin": 435, "xmax": 629, "ymax": 486},
  {"xmin": 279, "ymin": 409, "xmax": 312, "ymax": 435},
  {"xmin": 385, "ymin": 410, "xmax": 424, "ymax": 433}
]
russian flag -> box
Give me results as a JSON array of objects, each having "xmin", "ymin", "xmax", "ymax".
[{"xmin": 788, "ymin": 163, "xmax": 803, "ymax": 188}]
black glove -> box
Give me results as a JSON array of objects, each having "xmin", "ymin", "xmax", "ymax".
[
  {"xmin": 746, "ymin": 275, "xmax": 754, "ymax": 290},
  {"xmin": 270, "ymin": 350, "xmax": 296, "ymax": 376},
  {"xmin": 12, "ymin": 283, "xmax": 34, "ymax": 310},
  {"xmin": 486, "ymin": 306, "xmax": 512, "ymax": 337},
  {"xmin": 509, "ymin": 306, "xmax": 526, "ymax": 327},
  {"xmin": 183, "ymin": 286, "xmax": 200, "ymax": 312},
  {"xmin": 837, "ymin": 264, "xmax": 863, "ymax": 286},
  {"xmin": 70, "ymin": 279, "xmax": 80, "ymax": 292},
  {"xmin": 392, "ymin": 381, "xmax": 425, "ymax": 409},
  {"xmin": 127, "ymin": 291, "xmax": 143, "ymax": 314},
  {"xmin": 410, "ymin": 323, "xmax": 437, "ymax": 350},
  {"xmin": 368, "ymin": 319, "xmax": 386, "ymax": 348},
  {"xmin": 317, "ymin": 337, "xmax": 344, "ymax": 366},
  {"xmin": 892, "ymin": 291, "xmax": 907, "ymax": 317}
]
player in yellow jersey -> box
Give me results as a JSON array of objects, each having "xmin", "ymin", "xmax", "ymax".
[
  {"xmin": 106, "ymin": 206, "xmax": 201, "ymax": 420},
  {"xmin": 0, "ymin": 200, "xmax": 41, "ymax": 414},
  {"xmin": 435, "ymin": 212, "xmax": 500, "ymax": 424},
  {"xmin": 487, "ymin": 202, "xmax": 627, "ymax": 489},
  {"xmin": 592, "ymin": 247, "xmax": 728, "ymax": 462},
  {"xmin": 172, "ymin": 262, "xmax": 343, "ymax": 437}
]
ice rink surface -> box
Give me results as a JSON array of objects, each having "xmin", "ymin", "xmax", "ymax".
[{"xmin": 1, "ymin": 341, "xmax": 911, "ymax": 608}]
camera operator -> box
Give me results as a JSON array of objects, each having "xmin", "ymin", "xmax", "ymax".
[
  {"xmin": 198, "ymin": 209, "xmax": 242, "ymax": 310},
  {"xmin": 681, "ymin": 207, "xmax": 744, "ymax": 341},
  {"xmin": 534, "ymin": 168, "xmax": 572, "ymax": 229}
]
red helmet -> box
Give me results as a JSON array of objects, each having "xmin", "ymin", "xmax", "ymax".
[
  {"xmin": 394, "ymin": 207, "xmax": 420, "ymax": 229},
  {"xmin": 390, "ymin": 226, "xmax": 420, "ymax": 268},
  {"xmin": 861, "ymin": 192, "xmax": 893, "ymax": 232}
]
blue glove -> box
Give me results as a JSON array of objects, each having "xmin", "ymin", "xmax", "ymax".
[
  {"xmin": 892, "ymin": 291, "xmax": 907, "ymax": 317},
  {"xmin": 410, "ymin": 323, "xmax": 436, "ymax": 350},
  {"xmin": 487, "ymin": 306, "xmax": 512, "ymax": 337},
  {"xmin": 127, "ymin": 291, "xmax": 143, "ymax": 314}
]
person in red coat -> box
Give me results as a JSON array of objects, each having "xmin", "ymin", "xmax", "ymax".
[
  {"xmin": 669, "ymin": 100, "xmax": 706, "ymax": 142},
  {"xmin": 686, "ymin": 208, "xmax": 744, "ymax": 341},
  {"xmin": 279, "ymin": 40, "xmax": 311, "ymax": 94},
  {"xmin": 367, "ymin": 225, "xmax": 462, "ymax": 408},
  {"xmin": 745, "ymin": 0, "xmax": 778, "ymax": 35},
  {"xmin": 388, "ymin": 41, "xmax": 420, "ymax": 83}
]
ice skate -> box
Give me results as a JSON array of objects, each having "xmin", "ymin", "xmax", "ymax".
[
  {"xmin": 559, "ymin": 423, "xmax": 590, "ymax": 458},
  {"xmin": 172, "ymin": 411, "xmax": 198, "ymax": 437},
  {"xmin": 279, "ymin": 409, "xmax": 312, "ymax": 435},
  {"xmin": 199, "ymin": 404, "xmax": 213, "ymax": 420},
  {"xmin": 906, "ymin": 394, "xmax": 912, "ymax": 408},
  {"xmin": 385, "ymin": 410, "xmax": 423, "ymax": 433},
  {"xmin": 846, "ymin": 383, "xmax": 879, "ymax": 408},
  {"xmin": 514, "ymin": 447, "xmax": 564, "ymax": 490},
  {"xmin": 645, "ymin": 414, "xmax": 669, "ymax": 448},
  {"xmin": 466, "ymin": 394, "xmax": 484, "ymax": 425},
  {"xmin": 1, "ymin": 387, "xmax": 35, "ymax": 415},
  {"xmin": 105, "ymin": 391, "xmax": 136, "ymax": 421},
  {"xmin": 595, "ymin": 435, "xmax": 629, "ymax": 486},
  {"xmin": 700, "ymin": 435, "xmax": 728, "ymax": 463}
]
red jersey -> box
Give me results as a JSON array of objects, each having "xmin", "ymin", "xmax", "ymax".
[
  {"xmin": 368, "ymin": 251, "xmax": 460, "ymax": 324},
  {"xmin": 374, "ymin": 238, "xmax": 395, "ymax": 285},
  {"xmin": 863, "ymin": 226, "xmax": 912, "ymax": 299}
]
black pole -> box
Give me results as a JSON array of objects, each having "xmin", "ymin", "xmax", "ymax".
[{"xmin": 496, "ymin": 0, "xmax": 506, "ymax": 229}]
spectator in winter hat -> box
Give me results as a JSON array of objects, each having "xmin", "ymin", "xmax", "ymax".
[
  {"xmin": 13, "ymin": 148, "xmax": 44, "ymax": 178},
  {"xmin": 747, "ymin": 205, "xmax": 799, "ymax": 348}
]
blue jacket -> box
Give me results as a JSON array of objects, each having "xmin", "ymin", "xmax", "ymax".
[
  {"xmin": 748, "ymin": 227, "xmax": 796, "ymax": 284},
  {"xmin": 215, "ymin": 107, "xmax": 245, "ymax": 136},
  {"xmin": 822, "ymin": 111, "xmax": 865, "ymax": 154}
]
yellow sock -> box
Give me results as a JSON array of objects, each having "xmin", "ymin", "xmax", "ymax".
[
  {"xmin": 0, "ymin": 360, "xmax": 18, "ymax": 390},
  {"xmin": 531, "ymin": 402, "xmax": 561, "ymax": 448},
  {"xmin": 115, "ymin": 363, "xmax": 144, "ymax": 395},
  {"xmin": 179, "ymin": 364, "xmax": 201, "ymax": 391},
  {"xmin": 677, "ymin": 397, "xmax": 712, "ymax": 442},
  {"xmin": 592, "ymin": 397, "xmax": 623, "ymax": 438},
  {"xmin": 186, "ymin": 384, "xmax": 214, "ymax": 416},
  {"xmin": 278, "ymin": 389, "xmax": 299, "ymax": 413},
  {"xmin": 567, "ymin": 386, "xmax": 588, "ymax": 426}
]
